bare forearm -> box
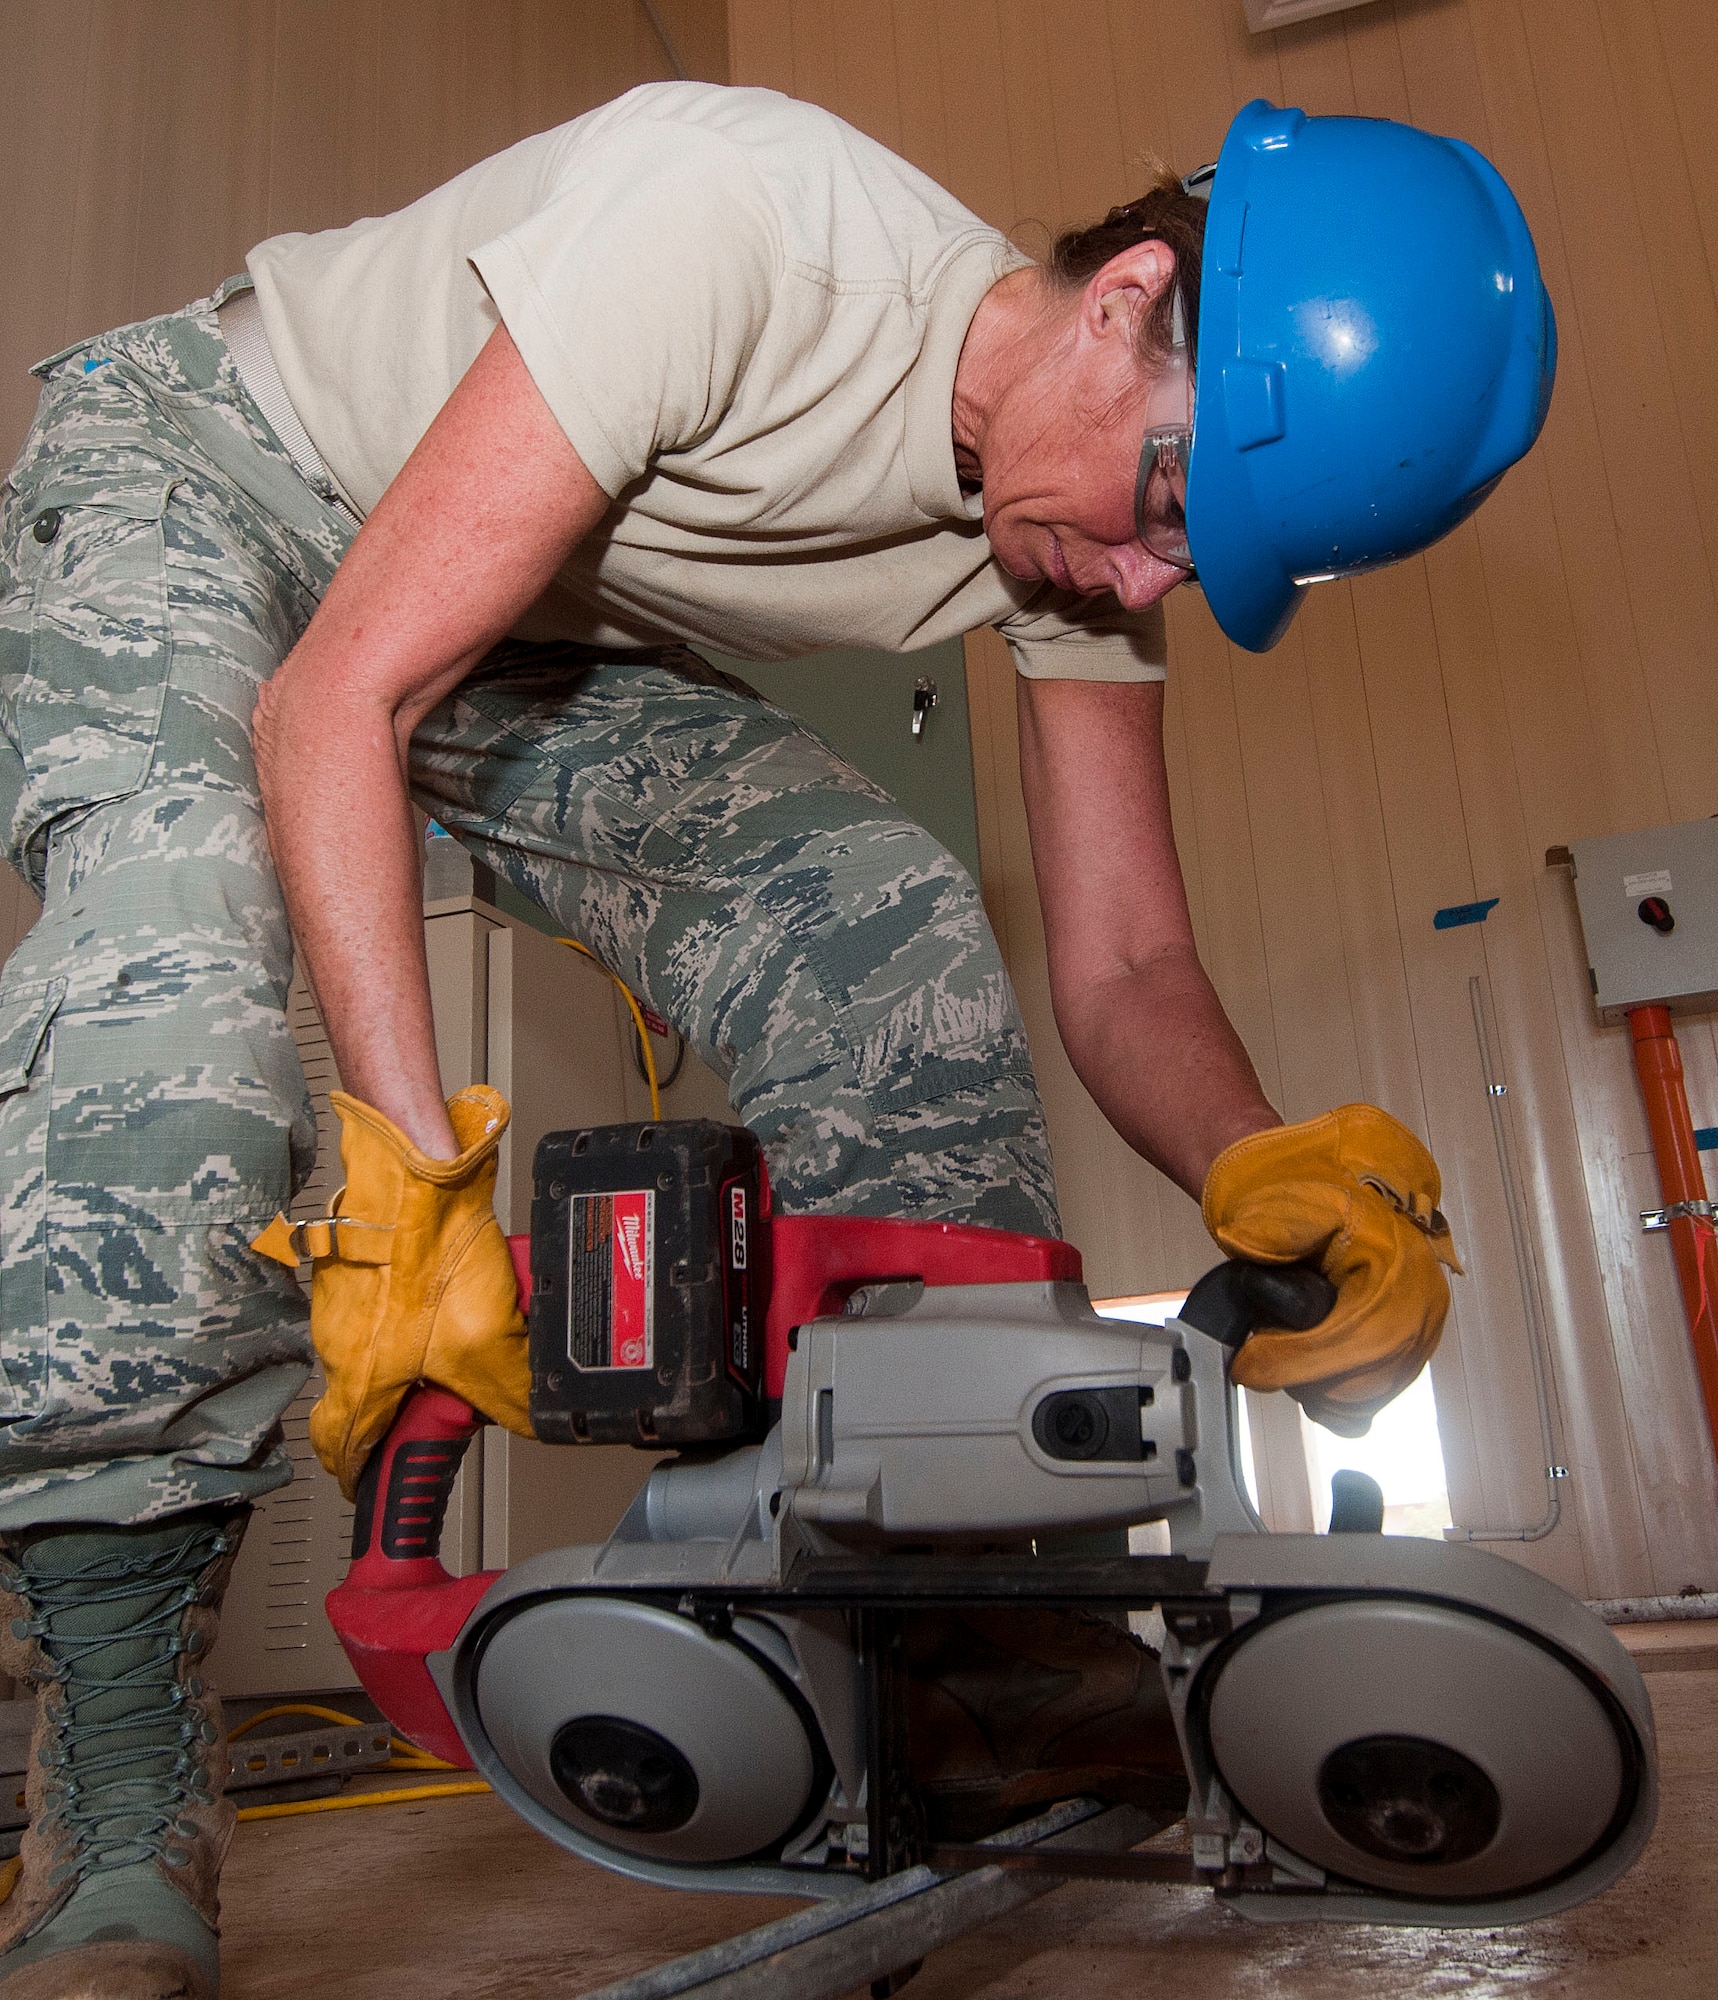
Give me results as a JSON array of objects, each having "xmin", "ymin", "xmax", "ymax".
[
  {"xmin": 1050, "ymin": 946, "xmax": 1278, "ymax": 1198},
  {"xmin": 249, "ymin": 326, "xmax": 610, "ymax": 1160},
  {"xmin": 1016, "ymin": 674, "xmax": 1278, "ymax": 1199},
  {"xmin": 256, "ymin": 676, "xmax": 454, "ymax": 1157}
]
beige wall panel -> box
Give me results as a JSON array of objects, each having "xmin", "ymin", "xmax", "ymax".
[
  {"xmin": 136, "ymin": 3, "xmax": 277, "ymax": 318},
  {"xmin": 888, "ymin": 4, "xmax": 955, "ymax": 193},
  {"xmin": 1154, "ymin": 653, "xmax": 1258, "ymax": 1286},
  {"xmin": 0, "ymin": 0, "xmax": 730, "ymax": 469},
  {"xmin": 660, "ymin": 0, "xmax": 734, "ymax": 87},
  {"xmin": 1520, "ymin": 8, "xmax": 1718, "ymax": 827},
  {"xmin": 462, "ymin": 3, "xmax": 545, "ymax": 167},
  {"xmin": 927, "ymin": 0, "xmax": 1021, "ymax": 223},
  {"xmin": 1098, "ymin": 1, "xmax": 1179, "ymax": 177},
  {"xmin": 726, "ymin": 0, "xmax": 794, "ymax": 96},
  {"xmin": 0, "ymin": 7, "xmax": 94, "ymax": 459},
  {"xmin": 57, "ymin": 7, "xmax": 168, "ymax": 389},
  {"xmin": 370, "ymin": 0, "xmax": 469, "ymax": 210},
  {"xmin": 1225, "ymin": 626, "xmax": 1365, "ymax": 1125},
  {"xmin": 1457, "ymin": 10, "xmax": 1674, "ymax": 843},
  {"xmin": 783, "ymin": 0, "xmax": 838, "ymax": 116},
  {"xmin": 824, "ymin": 2, "xmax": 907, "ymax": 159},
  {"xmin": 992, "ymin": 3, "xmax": 1065, "ymax": 240},
  {"xmin": 1334, "ymin": 0, "xmax": 1415, "ymax": 120},
  {"xmin": 1596, "ymin": 5, "xmax": 1718, "ymax": 582},
  {"xmin": 1655, "ymin": 1, "xmax": 1718, "ymax": 298},
  {"xmin": 1033, "ymin": 0, "xmax": 1130, "ymax": 226},
  {"xmin": 267, "ymin": 4, "xmax": 384, "ymax": 241}
]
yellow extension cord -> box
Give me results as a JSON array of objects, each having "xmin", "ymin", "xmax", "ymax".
[{"xmin": 557, "ymin": 938, "xmax": 662, "ymax": 1119}]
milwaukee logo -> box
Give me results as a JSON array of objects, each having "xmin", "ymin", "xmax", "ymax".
[
  {"xmin": 616, "ymin": 1211, "xmax": 647, "ymax": 1283},
  {"xmin": 729, "ymin": 1186, "xmax": 747, "ymax": 1271}
]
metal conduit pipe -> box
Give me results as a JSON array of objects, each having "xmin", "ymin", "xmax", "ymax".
[
  {"xmin": 1588, "ymin": 1592, "xmax": 1718, "ymax": 1625},
  {"xmin": 1447, "ymin": 976, "xmax": 1566, "ymax": 1544}
]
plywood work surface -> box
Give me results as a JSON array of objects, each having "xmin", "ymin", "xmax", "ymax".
[
  {"xmin": 216, "ymin": 1670, "xmax": 1718, "ymax": 1998},
  {"xmin": 1616, "ymin": 1617, "xmax": 1718, "ymax": 1675}
]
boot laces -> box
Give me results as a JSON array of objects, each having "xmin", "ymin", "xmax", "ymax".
[{"xmin": 9, "ymin": 1525, "xmax": 234, "ymax": 1878}]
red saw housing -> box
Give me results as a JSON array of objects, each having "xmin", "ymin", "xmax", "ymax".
[{"xmin": 325, "ymin": 1208, "xmax": 1081, "ymax": 1763}]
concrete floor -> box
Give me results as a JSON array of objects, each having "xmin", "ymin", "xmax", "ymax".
[{"xmin": 215, "ymin": 1635, "xmax": 1717, "ymax": 1999}]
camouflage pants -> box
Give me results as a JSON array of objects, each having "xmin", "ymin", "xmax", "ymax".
[{"xmin": 0, "ymin": 285, "xmax": 1056, "ymax": 1527}]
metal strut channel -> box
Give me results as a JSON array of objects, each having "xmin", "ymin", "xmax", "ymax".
[{"xmin": 580, "ymin": 1799, "xmax": 1168, "ymax": 2000}]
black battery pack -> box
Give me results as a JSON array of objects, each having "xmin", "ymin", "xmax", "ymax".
[{"xmin": 528, "ymin": 1120, "xmax": 769, "ymax": 1447}]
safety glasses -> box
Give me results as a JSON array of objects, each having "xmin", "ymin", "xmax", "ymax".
[{"xmin": 1132, "ymin": 286, "xmax": 1196, "ymax": 572}]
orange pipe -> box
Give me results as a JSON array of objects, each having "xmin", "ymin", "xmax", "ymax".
[{"xmin": 1628, "ymin": 1005, "xmax": 1718, "ymax": 1460}]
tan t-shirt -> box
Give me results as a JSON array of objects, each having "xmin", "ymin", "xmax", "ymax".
[{"xmin": 247, "ymin": 82, "xmax": 1165, "ymax": 682}]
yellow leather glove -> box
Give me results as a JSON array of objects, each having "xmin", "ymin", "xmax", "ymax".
[
  {"xmin": 1201, "ymin": 1104, "xmax": 1461, "ymax": 1437},
  {"xmin": 251, "ymin": 1085, "xmax": 533, "ymax": 1498}
]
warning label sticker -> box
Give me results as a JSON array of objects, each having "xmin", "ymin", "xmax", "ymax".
[{"xmin": 567, "ymin": 1189, "xmax": 654, "ymax": 1371}]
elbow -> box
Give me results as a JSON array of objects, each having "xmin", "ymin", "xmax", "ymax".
[{"xmin": 250, "ymin": 681, "xmax": 281, "ymax": 808}]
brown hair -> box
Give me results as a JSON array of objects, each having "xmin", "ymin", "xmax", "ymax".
[{"xmin": 1046, "ymin": 163, "xmax": 1207, "ymax": 369}]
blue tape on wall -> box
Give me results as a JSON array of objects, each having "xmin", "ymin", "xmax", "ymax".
[
  {"xmin": 1695, "ymin": 1128, "xmax": 1718, "ymax": 1153},
  {"xmin": 1434, "ymin": 897, "xmax": 1500, "ymax": 931}
]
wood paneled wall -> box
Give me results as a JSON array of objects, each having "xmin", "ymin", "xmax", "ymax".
[
  {"xmin": 0, "ymin": 0, "xmax": 729, "ymax": 470},
  {"xmin": 730, "ymin": 0, "xmax": 1718, "ymax": 1598}
]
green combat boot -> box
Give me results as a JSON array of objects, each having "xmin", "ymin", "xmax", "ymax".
[{"xmin": 0, "ymin": 1508, "xmax": 248, "ymax": 2000}]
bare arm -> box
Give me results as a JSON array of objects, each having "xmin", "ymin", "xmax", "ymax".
[
  {"xmin": 1016, "ymin": 675, "xmax": 1279, "ymax": 1198},
  {"xmin": 252, "ymin": 326, "xmax": 612, "ymax": 1159}
]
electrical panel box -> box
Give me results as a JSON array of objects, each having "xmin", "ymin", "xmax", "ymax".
[{"xmin": 1569, "ymin": 817, "xmax": 1718, "ymax": 1021}]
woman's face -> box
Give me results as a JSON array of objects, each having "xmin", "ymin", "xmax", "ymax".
[{"xmin": 977, "ymin": 253, "xmax": 1191, "ymax": 614}]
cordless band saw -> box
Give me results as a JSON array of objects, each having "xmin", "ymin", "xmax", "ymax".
[{"xmin": 326, "ymin": 1118, "xmax": 1656, "ymax": 1936}]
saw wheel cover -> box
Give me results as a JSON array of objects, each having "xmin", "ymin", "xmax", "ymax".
[
  {"xmin": 472, "ymin": 1597, "xmax": 826, "ymax": 1864},
  {"xmin": 1200, "ymin": 1596, "xmax": 1638, "ymax": 1901}
]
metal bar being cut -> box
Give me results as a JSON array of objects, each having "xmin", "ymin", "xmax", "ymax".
[{"xmin": 581, "ymin": 1800, "xmax": 1168, "ymax": 2000}]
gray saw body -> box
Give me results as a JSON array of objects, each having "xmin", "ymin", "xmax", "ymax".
[{"xmin": 424, "ymin": 1272, "xmax": 1657, "ymax": 1927}]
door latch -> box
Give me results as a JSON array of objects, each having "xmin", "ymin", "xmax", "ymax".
[{"xmin": 911, "ymin": 677, "xmax": 938, "ymax": 739}]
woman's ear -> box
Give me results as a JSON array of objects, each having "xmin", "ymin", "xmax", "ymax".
[{"xmin": 1082, "ymin": 239, "xmax": 1177, "ymax": 338}]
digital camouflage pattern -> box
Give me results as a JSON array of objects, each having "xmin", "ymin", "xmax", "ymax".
[
  {"xmin": 0, "ymin": 286, "xmax": 1057, "ymax": 1528},
  {"xmin": 413, "ymin": 643, "xmax": 1057, "ymax": 1234}
]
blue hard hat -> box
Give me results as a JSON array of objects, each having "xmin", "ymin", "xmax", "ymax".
[{"xmin": 1184, "ymin": 101, "xmax": 1557, "ymax": 653}]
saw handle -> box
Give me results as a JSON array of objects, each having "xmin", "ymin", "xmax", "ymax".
[
  {"xmin": 348, "ymin": 1385, "xmax": 482, "ymax": 1572},
  {"xmin": 1179, "ymin": 1258, "xmax": 1336, "ymax": 1352}
]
